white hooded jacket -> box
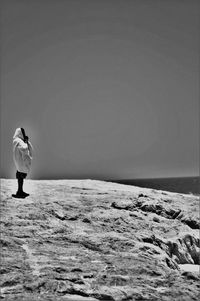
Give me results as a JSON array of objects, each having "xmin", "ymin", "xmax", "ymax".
[{"xmin": 13, "ymin": 128, "xmax": 33, "ymax": 173}]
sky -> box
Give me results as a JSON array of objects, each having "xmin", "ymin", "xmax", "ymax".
[{"xmin": 0, "ymin": 0, "xmax": 199, "ymax": 180}]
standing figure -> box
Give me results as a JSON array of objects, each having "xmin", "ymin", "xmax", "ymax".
[{"xmin": 13, "ymin": 127, "xmax": 33, "ymax": 198}]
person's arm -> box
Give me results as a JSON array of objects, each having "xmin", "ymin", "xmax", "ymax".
[
  {"xmin": 23, "ymin": 136, "xmax": 33, "ymax": 158},
  {"xmin": 27, "ymin": 141, "xmax": 33, "ymax": 158},
  {"xmin": 17, "ymin": 139, "xmax": 29, "ymax": 154}
]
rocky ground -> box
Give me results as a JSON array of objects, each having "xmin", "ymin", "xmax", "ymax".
[{"xmin": 0, "ymin": 179, "xmax": 199, "ymax": 301}]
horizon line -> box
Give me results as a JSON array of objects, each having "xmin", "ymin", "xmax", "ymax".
[{"xmin": 1, "ymin": 175, "xmax": 199, "ymax": 181}]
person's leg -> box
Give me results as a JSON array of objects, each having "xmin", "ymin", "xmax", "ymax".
[
  {"xmin": 16, "ymin": 171, "xmax": 29, "ymax": 196},
  {"xmin": 17, "ymin": 177, "xmax": 24, "ymax": 194},
  {"xmin": 14, "ymin": 171, "xmax": 24, "ymax": 197},
  {"xmin": 21, "ymin": 173, "xmax": 29, "ymax": 196}
]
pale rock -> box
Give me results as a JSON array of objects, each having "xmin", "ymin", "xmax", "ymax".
[{"xmin": 0, "ymin": 179, "xmax": 199, "ymax": 301}]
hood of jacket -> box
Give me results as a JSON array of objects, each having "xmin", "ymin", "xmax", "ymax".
[{"xmin": 13, "ymin": 128, "xmax": 24, "ymax": 140}]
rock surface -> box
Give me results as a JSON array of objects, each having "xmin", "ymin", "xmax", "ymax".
[{"xmin": 0, "ymin": 179, "xmax": 199, "ymax": 301}]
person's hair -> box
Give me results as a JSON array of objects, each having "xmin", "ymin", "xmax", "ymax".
[{"xmin": 21, "ymin": 128, "xmax": 26, "ymax": 140}]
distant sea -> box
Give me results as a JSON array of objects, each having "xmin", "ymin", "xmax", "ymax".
[{"xmin": 111, "ymin": 177, "xmax": 200, "ymax": 195}]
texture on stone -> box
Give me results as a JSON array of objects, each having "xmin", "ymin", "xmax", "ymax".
[{"xmin": 0, "ymin": 179, "xmax": 199, "ymax": 301}]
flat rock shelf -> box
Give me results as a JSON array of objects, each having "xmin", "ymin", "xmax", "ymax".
[{"xmin": 0, "ymin": 179, "xmax": 199, "ymax": 301}]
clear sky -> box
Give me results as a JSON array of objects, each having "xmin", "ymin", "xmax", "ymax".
[{"xmin": 0, "ymin": 0, "xmax": 199, "ymax": 180}]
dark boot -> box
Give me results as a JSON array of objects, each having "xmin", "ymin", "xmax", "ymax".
[
  {"xmin": 16, "ymin": 178, "xmax": 23, "ymax": 194},
  {"xmin": 12, "ymin": 193, "xmax": 26, "ymax": 198},
  {"xmin": 16, "ymin": 178, "xmax": 29, "ymax": 197},
  {"xmin": 21, "ymin": 192, "xmax": 30, "ymax": 197}
]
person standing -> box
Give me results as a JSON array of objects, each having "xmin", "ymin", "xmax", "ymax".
[{"xmin": 13, "ymin": 127, "xmax": 33, "ymax": 198}]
